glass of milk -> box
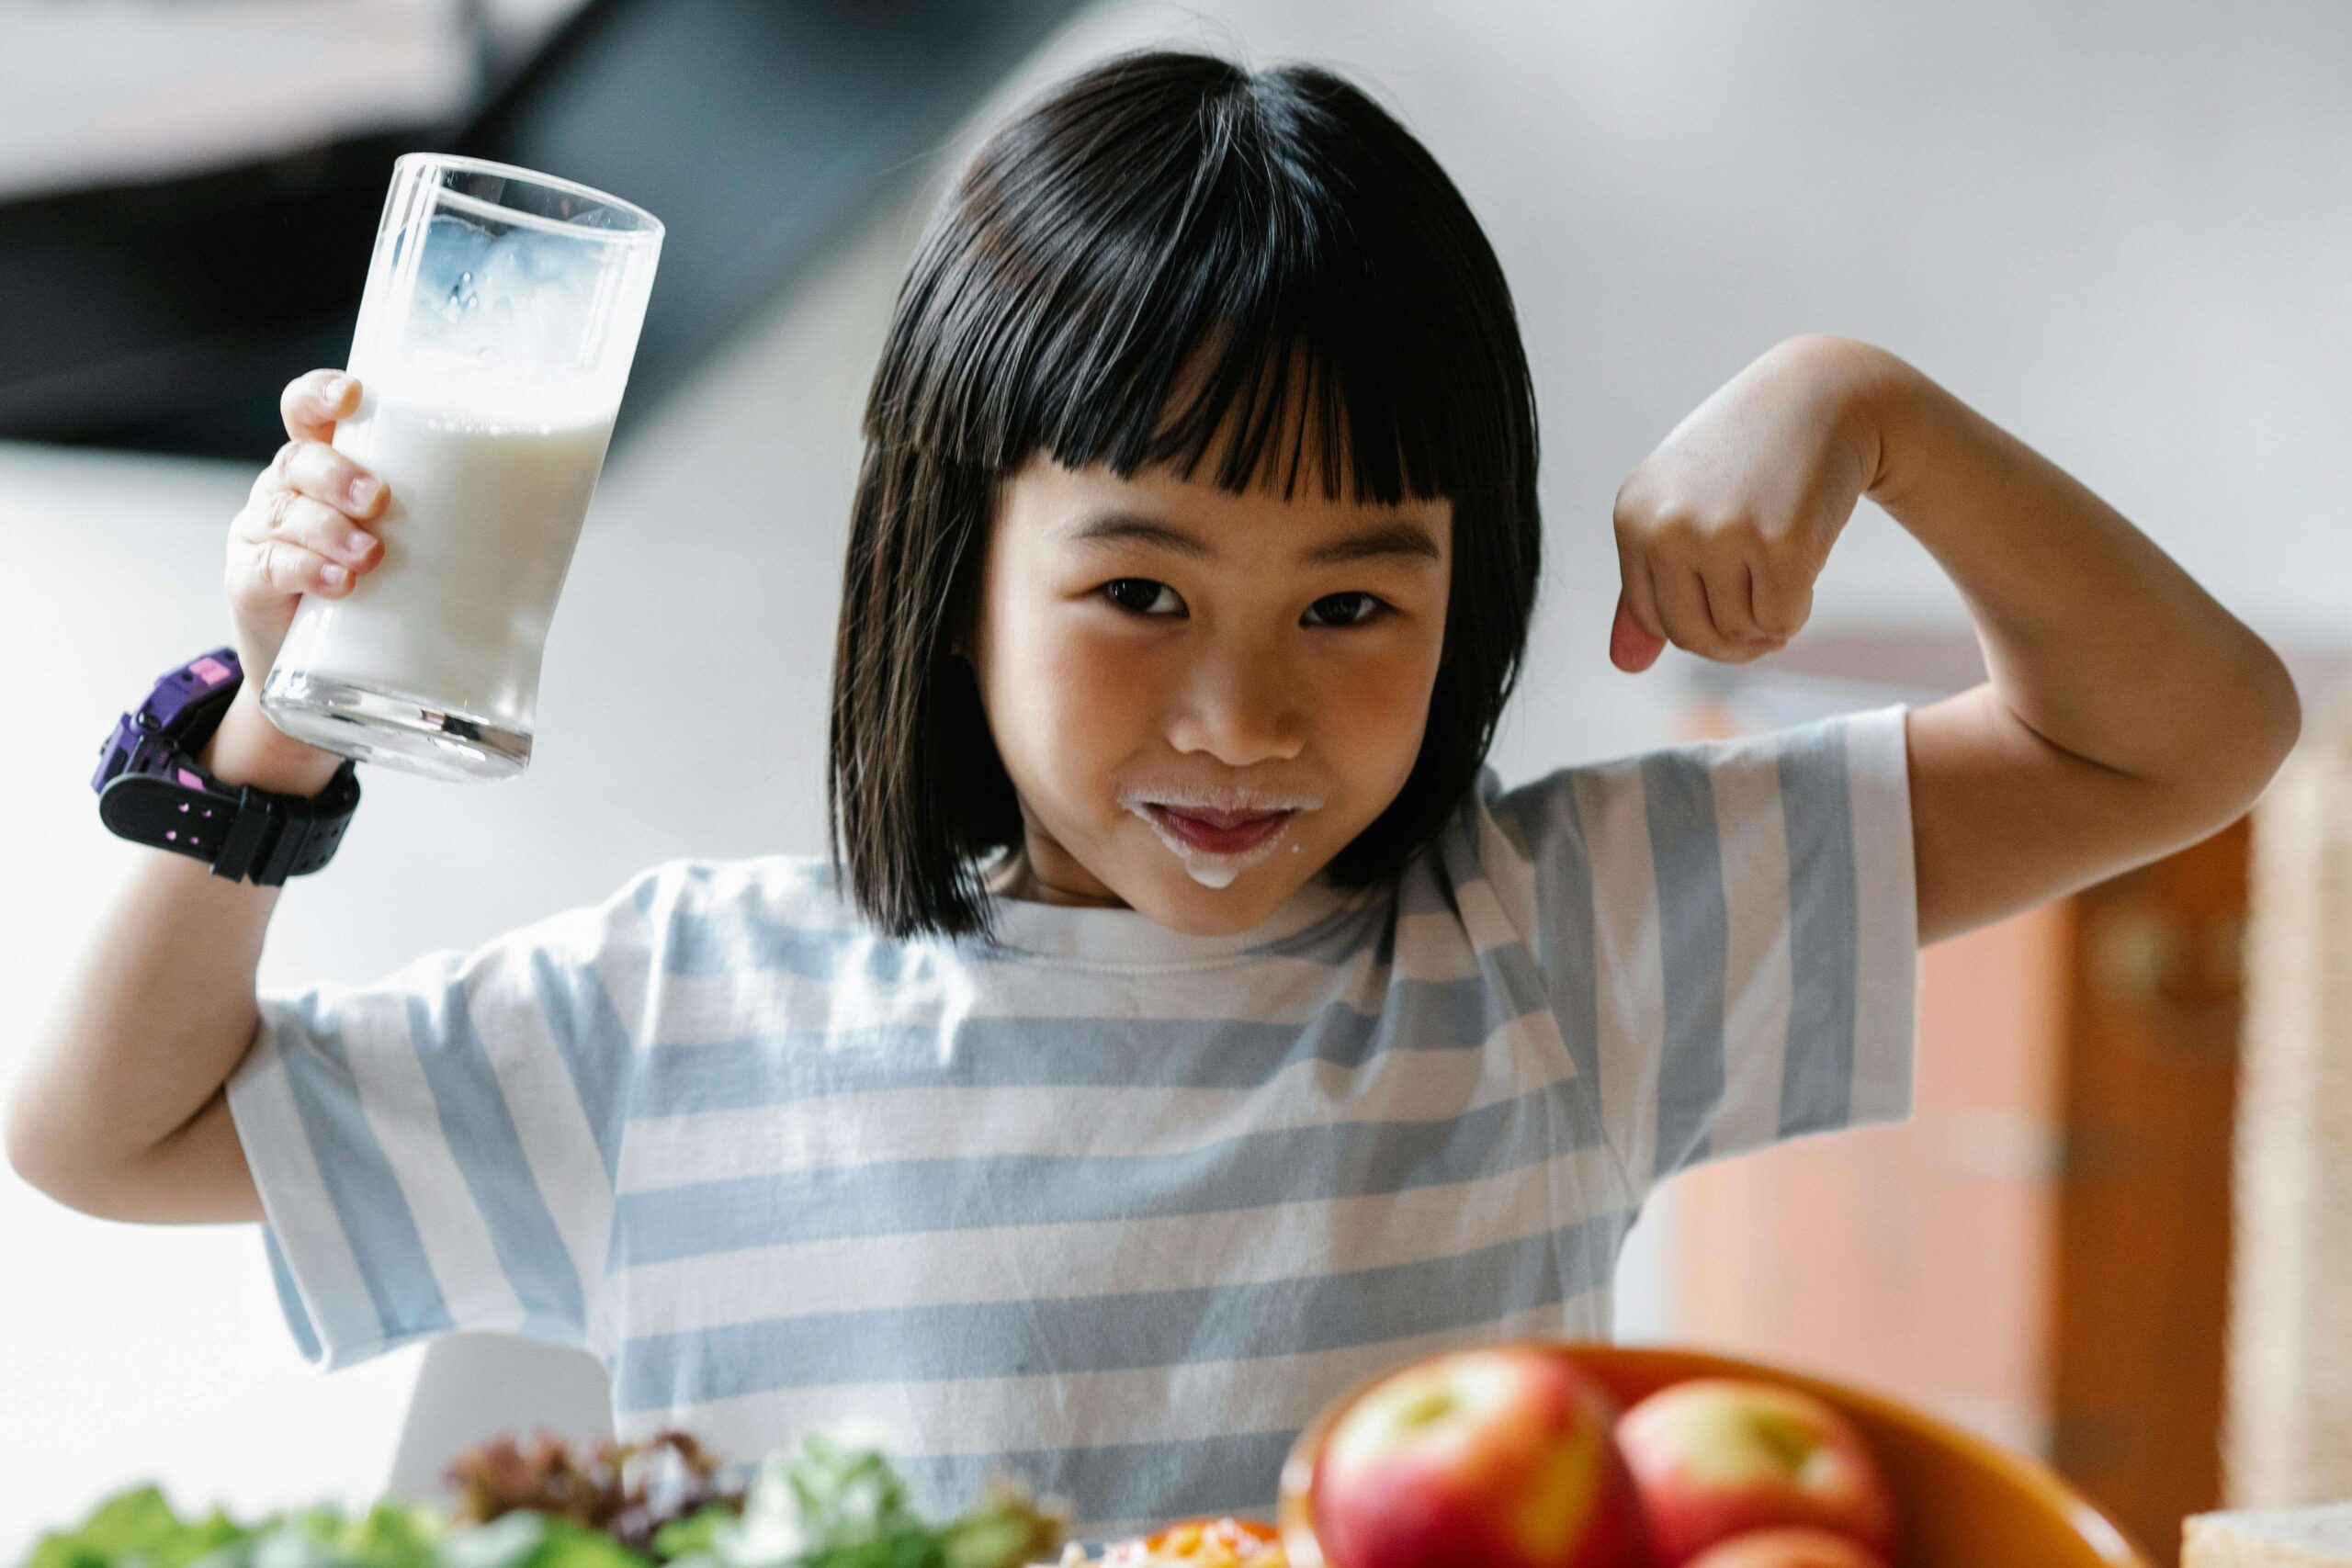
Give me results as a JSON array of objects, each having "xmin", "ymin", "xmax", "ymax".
[{"xmin": 260, "ymin": 153, "xmax": 663, "ymax": 783}]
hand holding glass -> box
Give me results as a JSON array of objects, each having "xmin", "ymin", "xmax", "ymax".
[{"xmin": 261, "ymin": 154, "xmax": 663, "ymax": 783}]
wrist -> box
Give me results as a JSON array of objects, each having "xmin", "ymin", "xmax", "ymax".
[{"xmin": 198, "ymin": 688, "xmax": 345, "ymax": 797}]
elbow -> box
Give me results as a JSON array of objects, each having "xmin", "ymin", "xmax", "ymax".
[
  {"xmin": 6, "ymin": 1083, "xmax": 117, "ymax": 1218},
  {"xmin": 6, "ymin": 1094, "xmax": 83, "ymax": 1212},
  {"xmin": 2189, "ymin": 639, "xmax": 2303, "ymax": 827},
  {"xmin": 2241, "ymin": 640, "xmax": 2304, "ymax": 801}
]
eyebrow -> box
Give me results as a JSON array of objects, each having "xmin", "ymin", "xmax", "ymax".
[{"xmin": 1057, "ymin": 511, "xmax": 1442, "ymax": 567}]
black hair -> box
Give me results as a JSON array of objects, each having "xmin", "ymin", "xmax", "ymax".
[{"xmin": 828, "ymin": 47, "xmax": 1541, "ymax": 942}]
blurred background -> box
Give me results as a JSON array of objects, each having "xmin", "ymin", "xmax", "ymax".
[{"xmin": 4, "ymin": 1, "xmax": 2348, "ymax": 1562}]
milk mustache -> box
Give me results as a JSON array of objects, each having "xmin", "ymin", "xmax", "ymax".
[{"xmin": 272, "ymin": 362, "xmax": 616, "ymax": 729}]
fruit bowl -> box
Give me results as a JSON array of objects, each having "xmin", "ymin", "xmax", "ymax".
[{"xmin": 1276, "ymin": 1341, "xmax": 2154, "ymax": 1568}]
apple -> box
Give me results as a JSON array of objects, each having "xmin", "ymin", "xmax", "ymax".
[
  {"xmin": 1614, "ymin": 1379, "xmax": 1896, "ymax": 1566},
  {"xmin": 1288, "ymin": 1345, "xmax": 1653, "ymax": 1568},
  {"xmin": 1683, "ymin": 1530, "xmax": 1886, "ymax": 1568}
]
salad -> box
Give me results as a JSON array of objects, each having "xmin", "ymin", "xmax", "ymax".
[{"xmin": 16, "ymin": 1431, "xmax": 1064, "ymax": 1568}]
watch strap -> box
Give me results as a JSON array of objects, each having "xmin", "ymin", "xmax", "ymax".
[
  {"xmin": 93, "ymin": 646, "xmax": 362, "ymax": 886},
  {"xmin": 97, "ymin": 761, "xmax": 360, "ymax": 885}
]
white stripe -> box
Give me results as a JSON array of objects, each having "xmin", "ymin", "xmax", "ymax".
[
  {"xmin": 1472, "ymin": 788, "xmax": 1544, "ymax": 950},
  {"xmin": 1845, "ymin": 706, "xmax": 1918, "ymax": 1122},
  {"xmin": 627, "ymin": 1011, "xmax": 1570, "ymax": 1184},
  {"xmin": 628, "ymin": 1293, "xmax": 1611, "ymax": 1462},
  {"xmin": 465, "ymin": 955, "xmax": 620, "ymax": 1353},
  {"xmin": 649, "ymin": 943, "xmax": 1385, "ymax": 1043},
  {"xmin": 575, "ymin": 865, "xmax": 669, "ymax": 1043},
  {"xmin": 1706, "ymin": 745, "xmax": 1792, "ymax": 1155},
  {"xmin": 338, "ymin": 984, "xmax": 529, "ymax": 1338},
  {"xmin": 1573, "ymin": 762, "xmax": 1665, "ymax": 1198},
  {"xmin": 1393, "ymin": 908, "xmax": 1488, "ymax": 979},
  {"xmin": 619, "ymin": 1143, "xmax": 1623, "ymax": 1334},
  {"xmin": 647, "ymin": 896, "xmax": 1518, "ymax": 1045},
  {"xmin": 222, "ymin": 1022, "xmax": 389, "ymax": 1367}
]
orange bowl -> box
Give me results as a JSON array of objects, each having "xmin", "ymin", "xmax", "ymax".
[{"xmin": 1276, "ymin": 1341, "xmax": 2154, "ymax": 1568}]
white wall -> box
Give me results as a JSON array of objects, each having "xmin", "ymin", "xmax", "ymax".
[{"xmin": 6, "ymin": 0, "xmax": 2347, "ymax": 1550}]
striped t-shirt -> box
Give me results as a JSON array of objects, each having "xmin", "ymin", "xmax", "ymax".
[{"xmin": 225, "ymin": 705, "xmax": 1917, "ymax": 1540}]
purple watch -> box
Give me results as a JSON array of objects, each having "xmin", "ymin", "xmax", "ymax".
[{"xmin": 92, "ymin": 648, "xmax": 361, "ymax": 885}]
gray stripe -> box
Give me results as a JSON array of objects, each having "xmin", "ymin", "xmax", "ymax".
[
  {"xmin": 631, "ymin": 968, "xmax": 1530, "ymax": 1116},
  {"xmin": 615, "ymin": 1208, "xmax": 1625, "ymax": 1409},
  {"xmin": 1484, "ymin": 771, "xmax": 1611, "ymax": 1174},
  {"xmin": 613, "ymin": 1078, "xmax": 1591, "ymax": 1267},
  {"xmin": 528, "ymin": 951, "xmax": 633, "ymax": 1185},
  {"xmin": 403, "ymin": 984, "xmax": 590, "ymax": 1343},
  {"xmin": 1776, "ymin": 721, "xmax": 1860, "ymax": 1134},
  {"xmin": 1642, "ymin": 750, "xmax": 1729, "ymax": 1178},
  {"xmin": 261, "ymin": 1225, "xmax": 325, "ymax": 1364},
  {"xmin": 271, "ymin": 999, "xmax": 454, "ymax": 1343}
]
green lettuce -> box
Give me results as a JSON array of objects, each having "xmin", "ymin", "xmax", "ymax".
[{"xmin": 16, "ymin": 1438, "xmax": 1059, "ymax": 1568}]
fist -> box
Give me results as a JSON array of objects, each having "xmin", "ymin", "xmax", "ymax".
[
  {"xmin": 226, "ymin": 368, "xmax": 390, "ymax": 682},
  {"xmin": 1610, "ymin": 334, "xmax": 1885, "ymax": 672}
]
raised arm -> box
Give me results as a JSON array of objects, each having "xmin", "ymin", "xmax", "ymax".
[
  {"xmin": 1608, "ymin": 333, "xmax": 2301, "ymax": 945},
  {"xmin": 1855, "ymin": 341, "xmax": 2298, "ymax": 941},
  {"xmin": 6, "ymin": 369, "xmax": 390, "ymax": 1219}
]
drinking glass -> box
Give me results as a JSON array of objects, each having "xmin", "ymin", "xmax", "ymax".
[{"xmin": 261, "ymin": 153, "xmax": 663, "ymax": 783}]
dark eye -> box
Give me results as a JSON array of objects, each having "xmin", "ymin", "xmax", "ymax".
[
  {"xmin": 1102, "ymin": 578, "xmax": 1183, "ymax": 616},
  {"xmin": 1304, "ymin": 592, "xmax": 1387, "ymax": 628}
]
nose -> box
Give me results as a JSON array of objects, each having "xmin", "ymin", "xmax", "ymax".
[{"xmin": 1165, "ymin": 637, "xmax": 1307, "ymax": 768}]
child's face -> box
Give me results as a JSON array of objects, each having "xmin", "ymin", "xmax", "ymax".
[{"xmin": 966, "ymin": 444, "xmax": 1453, "ymax": 934}]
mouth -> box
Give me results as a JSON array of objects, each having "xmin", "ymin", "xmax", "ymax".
[{"xmin": 1141, "ymin": 803, "xmax": 1296, "ymax": 856}]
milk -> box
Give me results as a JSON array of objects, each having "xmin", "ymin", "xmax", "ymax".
[{"xmin": 271, "ymin": 367, "xmax": 617, "ymax": 732}]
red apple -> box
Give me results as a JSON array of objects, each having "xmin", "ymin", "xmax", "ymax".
[
  {"xmin": 1683, "ymin": 1529, "xmax": 1886, "ymax": 1568},
  {"xmin": 1292, "ymin": 1345, "xmax": 1652, "ymax": 1568},
  {"xmin": 1614, "ymin": 1379, "xmax": 1896, "ymax": 1566}
]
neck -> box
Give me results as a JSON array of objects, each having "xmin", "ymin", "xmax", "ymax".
[{"xmin": 989, "ymin": 848, "xmax": 1125, "ymax": 908}]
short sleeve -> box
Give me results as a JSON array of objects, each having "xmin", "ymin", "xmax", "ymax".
[
  {"xmin": 1475, "ymin": 705, "xmax": 1917, "ymax": 1205},
  {"xmin": 224, "ymin": 861, "xmax": 674, "ymax": 1372}
]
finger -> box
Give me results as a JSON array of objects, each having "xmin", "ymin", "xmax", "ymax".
[
  {"xmin": 247, "ymin": 538, "xmax": 356, "ymax": 599},
  {"xmin": 1653, "ymin": 563, "xmax": 1744, "ymax": 660},
  {"xmin": 1611, "ymin": 594, "xmax": 1666, "ymax": 673},
  {"xmin": 1705, "ymin": 634, "xmax": 1790, "ymax": 665},
  {"xmin": 280, "ymin": 369, "xmax": 360, "ymax": 444},
  {"xmin": 1614, "ymin": 536, "xmax": 1666, "ymax": 641},
  {"xmin": 1750, "ymin": 562, "xmax": 1815, "ymax": 641},
  {"xmin": 279, "ymin": 438, "xmax": 387, "ymax": 521},
  {"xmin": 236, "ymin": 488, "xmax": 381, "ymax": 570},
  {"xmin": 1698, "ymin": 554, "xmax": 1768, "ymax": 644}
]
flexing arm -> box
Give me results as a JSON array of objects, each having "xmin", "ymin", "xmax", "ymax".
[
  {"xmin": 1609, "ymin": 334, "xmax": 2301, "ymax": 945},
  {"xmin": 1858, "ymin": 343, "xmax": 2299, "ymax": 941}
]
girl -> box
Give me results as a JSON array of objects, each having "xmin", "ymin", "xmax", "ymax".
[{"xmin": 11, "ymin": 48, "xmax": 2298, "ymax": 1546}]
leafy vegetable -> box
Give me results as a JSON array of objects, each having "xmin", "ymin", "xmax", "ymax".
[
  {"xmin": 18, "ymin": 1486, "xmax": 254, "ymax": 1568},
  {"xmin": 15, "ymin": 1433, "xmax": 1063, "ymax": 1568},
  {"xmin": 444, "ymin": 1432, "xmax": 741, "ymax": 1553},
  {"xmin": 665, "ymin": 1434, "xmax": 1061, "ymax": 1568},
  {"xmin": 19, "ymin": 1493, "xmax": 453, "ymax": 1568}
]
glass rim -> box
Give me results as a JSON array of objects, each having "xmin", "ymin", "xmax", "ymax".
[{"xmin": 392, "ymin": 152, "xmax": 663, "ymax": 243}]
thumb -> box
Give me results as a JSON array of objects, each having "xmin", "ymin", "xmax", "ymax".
[{"xmin": 1610, "ymin": 593, "xmax": 1666, "ymax": 673}]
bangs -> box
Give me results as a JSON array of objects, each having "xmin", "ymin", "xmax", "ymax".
[{"xmin": 872, "ymin": 51, "xmax": 1535, "ymax": 512}]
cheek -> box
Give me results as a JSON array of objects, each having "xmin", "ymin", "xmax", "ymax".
[
  {"xmin": 990, "ymin": 614, "xmax": 1159, "ymax": 767},
  {"xmin": 1311, "ymin": 635, "xmax": 1444, "ymax": 759}
]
